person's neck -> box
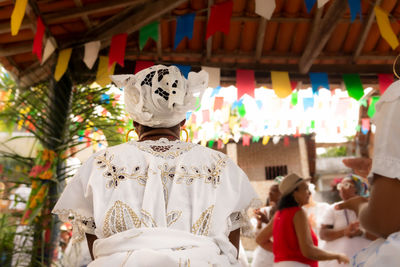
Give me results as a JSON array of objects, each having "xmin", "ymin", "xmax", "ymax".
[{"xmin": 138, "ymin": 128, "xmax": 179, "ymax": 142}]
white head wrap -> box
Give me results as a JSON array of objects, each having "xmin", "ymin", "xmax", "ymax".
[{"xmin": 111, "ymin": 65, "xmax": 208, "ymax": 128}]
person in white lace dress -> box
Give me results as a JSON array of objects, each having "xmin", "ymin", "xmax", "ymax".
[{"xmin": 52, "ymin": 65, "xmax": 260, "ymax": 267}]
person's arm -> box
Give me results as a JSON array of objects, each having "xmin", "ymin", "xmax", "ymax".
[
  {"xmin": 358, "ymin": 174, "xmax": 400, "ymax": 238},
  {"xmin": 293, "ymin": 209, "xmax": 349, "ymax": 264},
  {"xmin": 228, "ymin": 228, "xmax": 240, "ymax": 259},
  {"xmin": 255, "ymin": 219, "xmax": 273, "ymax": 252},
  {"xmin": 320, "ymin": 224, "xmax": 346, "ymax": 241},
  {"xmin": 86, "ymin": 233, "xmax": 98, "ymax": 260}
]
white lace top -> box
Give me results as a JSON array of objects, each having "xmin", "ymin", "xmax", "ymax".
[{"xmin": 53, "ymin": 139, "xmax": 260, "ymax": 245}]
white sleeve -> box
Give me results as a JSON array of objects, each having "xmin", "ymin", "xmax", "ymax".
[
  {"xmin": 52, "ymin": 155, "xmax": 96, "ymax": 242},
  {"xmin": 320, "ymin": 205, "xmax": 335, "ymax": 226}
]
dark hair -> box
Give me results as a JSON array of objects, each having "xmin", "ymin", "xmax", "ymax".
[{"xmin": 277, "ymin": 191, "xmax": 299, "ymax": 210}]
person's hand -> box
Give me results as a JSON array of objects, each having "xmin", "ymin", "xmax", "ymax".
[
  {"xmin": 335, "ymin": 196, "xmax": 368, "ymax": 215},
  {"xmin": 335, "ymin": 253, "xmax": 349, "ymax": 264},
  {"xmin": 254, "ymin": 209, "xmax": 269, "ymax": 224},
  {"xmin": 344, "ymin": 222, "xmax": 362, "ymax": 238},
  {"xmin": 342, "ymin": 158, "xmax": 372, "ymax": 179}
]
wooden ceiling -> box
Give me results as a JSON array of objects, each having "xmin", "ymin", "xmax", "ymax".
[{"xmin": 1, "ymin": 0, "xmax": 400, "ymax": 88}]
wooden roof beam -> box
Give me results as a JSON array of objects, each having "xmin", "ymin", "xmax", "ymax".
[
  {"xmin": 298, "ymin": 0, "xmax": 348, "ymax": 74},
  {"xmin": 353, "ymin": 0, "xmax": 383, "ymax": 62},
  {"xmin": 206, "ymin": 0, "xmax": 213, "ymax": 61},
  {"xmin": 255, "ymin": 18, "xmax": 267, "ymax": 62},
  {"xmin": 73, "ymin": 0, "xmax": 92, "ymax": 29}
]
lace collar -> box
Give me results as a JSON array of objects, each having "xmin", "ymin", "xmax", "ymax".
[{"xmin": 130, "ymin": 138, "xmax": 195, "ymax": 159}]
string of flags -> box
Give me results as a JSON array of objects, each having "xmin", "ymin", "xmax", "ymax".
[{"xmin": 9, "ymin": 0, "xmax": 400, "ymax": 84}]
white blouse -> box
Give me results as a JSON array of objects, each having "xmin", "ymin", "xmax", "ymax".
[{"xmin": 53, "ymin": 138, "xmax": 260, "ymax": 266}]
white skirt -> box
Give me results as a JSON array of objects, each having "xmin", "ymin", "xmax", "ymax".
[{"xmin": 273, "ymin": 261, "xmax": 310, "ymax": 267}]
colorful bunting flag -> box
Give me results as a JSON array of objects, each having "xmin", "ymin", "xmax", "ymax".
[
  {"xmin": 32, "ymin": 17, "xmax": 45, "ymax": 62},
  {"xmin": 236, "ymin": 69, "xmax": 255, "ymax": 99},
  {"xmin": 343, "ymin": 74, "xmax": 364, "ymax": 100},
  {"xmin": 284, "ymin": 136, "xmax": 290, "ymax": 147},
  {"xmin": 378, "ymin": 74, "xmax": 393, "ymax": 95},
  {"xmin": 140, "ymin": 21, "xmax": 159, "ymax": 50},
  {"xmin": 202, "ymin": 66, "xmax": 220, "ymax": 88},
  {"xmin": 217, "ymin": 139, "xmax": 223, "ymax": 149},
  {"xmin": 175, "ymin": 64, "xmax": 191, "ymax": 78},
  {"xmin": 11, "ymin": 0, "xmax": 28, "ymax": 36},
  {"xmin": 309, "ymin": 72, "xmax": 329, "ymax": 94},
  {"xmin": 242, "ymin": 135, "xmax": 251, "ymax": 146},
  {"xmin": 291, "ymin": 91, "xmax": 298, "ymax": 106},
  {"xmin": 96, "ymin": 56, "xmax": 116, "ymax": 87},
  {"xmin": 303, "ymin": 97, "xmax": 314, "ymax": 111},
  {"xmin": 305, "ymin": 0, "xmax": 316, "ymax": 13},
  {"xmin": 41, "ymin": 38, "xmax": 56, "ymax": 65},
  {"xmin": 252, "ymin": 136, "xmax": 260, "ymax": 143},
  {"xmin": 347, "ymin": 0, "xmax": 362, "ymax": 22},
  {"xmin": 375, "ymin": 6, "xmax": 399, "ymax": 50},
  {"xmin": 174, "ymin": 13, "xmax": 196, "ymax": 49},
  {"xmin": 211, "ymin": 86, "xmax": 222, "ymax": 97},
  {"xmin": 206, "ymin": 0, "xmax": 233, "ymax": 39},
  {"xmin": 109, "ymin": 33, "xmax": 127, "ymax": 68},
  {"xmin": 291, "ymin": 81, "xmax": 298, "ymax": 91},
  {"xmin": 208, "ymin": 140, "xmax": 215, "ymax": 148},
  {"xmin": 84, "ymin": 41, "xmax": 101, "ymax": 69},
  {"xmin": 202, "ymin": 110, "xmax": 210, "ymax": 122},
  {"xmin": 214, "ymin": 96, "xmax": 224, "ymax": 111},
  {"xmin": 367, "ymin": 96, "xmax": 380, "ymax": 118},
  {"xmin": 361, "ymin": 118, "xmax": 370, "ymax": 134},
  {"xmin": 135, "ymin": 61, "xmax": 154, "ymax": 74},
  {"xmin": 262, "ymin": 136, "xmax": 270, "ymax": 145},
  {"xmin": 255, "ymin": 0, "xmax": 275, "ymax": 20},
  {"xmin": 271, "ymin": 71, "xmax": 292, "ymax": 98},
  {"xmin": 54, "ymin": 48, "xmax": 72, "ymax": 81},
  {"xmin": 272, "ymin": 136, "xmax": 280, "ymax": 145},
  {"xmin": 238, "ymin": 103, "xmax": 246, "ymax": 117},
  {"xmin": 311, "ymin": 120, "xmax": 315, "ymax": 129}
]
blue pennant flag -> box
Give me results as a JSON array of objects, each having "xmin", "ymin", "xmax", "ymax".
[
  {"xmin": 309, "ymin": 72, "xmax": 329, "ymax": 95},
  {"xmin": 305, "ymin": 0, "xmax": 317, "ymax": 13},
  {"xmin": 231, "ymin": 99, "xmax": 244, "ymax": 110},
  {"xmin": 186, "ymin": 111, "xmax": 192, "ymax": 121},
  {"xmin": 210, "ymin": 86, "xmax": 222, "ymax": 97},
  {"xmin": 174, "ymin": 13, "xmax": 196, "ymax": 50},
  {"xmin": 303, "ymin": 97, "xmax": 315, "ymax": 111},
  {"xmin": 174, "ymin": 64, "xmax": 191, "ymax": 78},
  {"xmin": 348, "ymin": 0, "xmax": 361, "ymax": 22},
  {"xmin": 256, "ymin": 100, "xmax": 263, "ymax": 109}
]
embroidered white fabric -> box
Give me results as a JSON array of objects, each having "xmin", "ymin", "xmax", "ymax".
[
  {"xmin": 110, "ymin": 65, "xmax": 208, "ymax": 128},
  {"xmin": 52, "ymin": 138, "xmax": 259, "ymax": 266},
  {"xmin": 370, "ymin": 80, "xmax": 400, "ymax": 180}
]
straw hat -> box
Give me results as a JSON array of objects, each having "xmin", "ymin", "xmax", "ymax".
[{"xmin": 279, "ymin": 173, "xmax": 305, "ymax": 196}]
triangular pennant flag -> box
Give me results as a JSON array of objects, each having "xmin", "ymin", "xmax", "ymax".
[
  {"xmin": 311, "ymin": 120, "xmax": 315, "ymax": 129},
  {"xmin": 291, "ymin": 91, "xmax": 298, "ymax": 106},
  {"xmin": 11, "ymin": 0, "xmax": 28, "ymax": 36},
  {"xmin": 305, "ymin": 0, "xmax": 317, "ymax": 13},
  {"xmin": 211, "ymin": 86, "xmax": 222, "ymax": 97},
  {"xmin": 206, "ymin": 0, "xmax": 233, "ymax": 39},
  {"xmin": 96, "ymin": 56, "xmax": 116, "ymax": 87},
  {"xmin": 361, "ymin": 118, "xmax": 370, "ymax": 134},
  {"xmin": 236, "ymin": 69, "xmax": 255, "ymax": 99},
  {"xmin": 291, "ymin": 81, "xmax": 298, "ymax": 91},
  {"xmin": 32, "ymin": 17, "xmax": 45, "ymax": 62},
  {"xmin": 202, "ymin": 110, "xmax": 210, "ymax": 122},
  {"xmin": 347, "ymin": 0, "xmax": 362, "ymax": 22},
  {"xmin": 139, "ymin": 21, "xmax": 159, "ymax": 50},
  {"xmin": 255, "ymin": 0, "xmax": 275, "ymax": 20},
  {"xmin": 217, "ymin": 139, "xmax": 223, "ymax": 149},
  {"xmin": 309, "ymin": 72, "xmax": 329, "ymax": 94},
  {"xmin": 284, "ymin": 136, "xmax": 290, "ymax": 147},
  {"xmin": 109, "ymin": 33, "xmax": 127, "ymax": 68},
  {"xmin": 252, "ymin": 136, "xmax": 260, "ymax": 143},
  {"xmin": 208, "ymin": 140, "xmax": 215, "ymax": 148},
  {"xmin": 41, "ymin": 38, "xmax": 56, "ymax": 65},
  {"xmin": 378, "ymin": 73, "xmax": 393, "ymax": 95},
  {"xmin": 317, "ymin": 0, "xmax": 329, "ymax": 8},
  {"xmin": 242, "ymin": 135, "xmax": 250, "ymax": 146},
  {"xmin": 238, "ymin": 103, "xmax": 246, "ymax": 117},
  {"xmin": 271, "ymin": 71, "xmax": 292, "ymax": 98},
  {"xmin": 84, "ymin": 41, "xmax": 101, "ymax": 69},
  {"xmin": 367, "ymin": 96, "xmax": 380, "ymax": 118},
  {"xmin": 174, "ymin": 64, "xmax": 191, "ymax": 78},
  {"xmin": 202, "ymin": 66, "xmax": 220, "ymax": 88},
  {"xmin": 303, "ymin": 97, "xmax": 315, "ymax": 111},
  {"xmin": 54, "ymin": 48, "xmax": 72, "ymax": 81},
  {"xmin": 174, "ymin": 13, "xmax": 196, "ymax": 49},
  {"xmin": 343, "ymin": 74, "xmax": 364, "ymax": 100},
  {"xmin": 214, "ymin": 96, "xmax": 224, "ymax": 111},
  {"xmin": 134, "ymin": 61, "xmax": 154, "ymax": 74},
  {"xmin": 272, "ymin": 136, "xmax": 280, "ymax": 145},
  {"xmin": 375, "ymin": 6, "xmax": 399, "ymax": 50},
  {"xmin": 262, "ymin": 135, "xmax": 270, "ymax": 145}
]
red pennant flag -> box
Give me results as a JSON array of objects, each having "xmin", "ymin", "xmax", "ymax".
[
  {"xmin": 217, "ymin": 139, "xmax": 223, "ymax": 149},
  {"xmin": 135, "ymin": 60, "xmax": 154, "ymax": 74},
  {"xmin": 109, "ymin": 33, "xmax": 127, "ymax": 68},
  {"xmin": 294, "ymin": 127, "xmax": 300, "ymax": 137},
  {"xmin": 242, "ymin": 134, "xmax": 251, "ymax": 146},
  {"xmin": 206, "ymin": 0, "xmax": 233, "ymax": 39},
  {"xmin": 291, "ymin": 81, "xmax": 298, "ymax": 91},
  {"xmin": 236, "ymin": 69, "xmax": 255, "ymax": 99},
  {"xmin": 191, "ymin": 114, "xmax": 196, "ymax": 124},
  {"xmin": 214, "ymin": 96, "xmax": 224, "ymax": 111},
  {"xmin": 284, "ymin": 136, "xmax": 290, "ymax": 147},
  {"xmin": 202, "ymin": 110, "xmax": 210, "ymax": 122},
  {"xmin": 378, "ymin": 74, "xmax": 393, "ymax": 95},
  {"xmin": 32, "ymin": 17, "xmax": 45, "ymax": 62}
]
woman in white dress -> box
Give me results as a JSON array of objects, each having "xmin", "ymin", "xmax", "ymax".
[{"xmin": 52, "ymin": 65, "xmax": 260, "ymax": 267}]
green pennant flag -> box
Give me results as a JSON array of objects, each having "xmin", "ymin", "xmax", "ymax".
[
  {"xmin": 311, "ymin": 120, "xmax": 315, "ymax": 129},
  {"xmin": 195, "ymin": 97, "xmax": 201, "ymax": 111},
  {"xmin": 139, "ymin": 21, "xmax": 159, "ymax": 50},
  {"xmin": 291, "ymin": 91, "xmax": 298, "ymax": 106},
  {"xmin": 359, "ymin": 99, "xmax": 368, "ymax": 107},
  {"xmin": 342, "ymin": 74, "xmax": 364, "ymax": 101},
  {"xmin": 238, "ymin": 104, "xmax": 246, "ymax": 117},
  {"xmin": 367, "ymin": 96, "xmax": 380, "ymax": 118},
  {"xmin": 355, "ymin": 124, "xmax": 361, "ymax": 132},
  {"xmin": 252, "ymin": 136, "xmax": 260, "ymax": 143},
  {"xmin": 208, "ymin": 140, "xmax": 215, "ymax": 148}
]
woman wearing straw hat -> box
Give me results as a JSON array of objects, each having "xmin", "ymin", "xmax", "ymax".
[
  {"xmin": 52, "ymin": 65, "xmax": 260, "ymax": 266},
  {"xmin": 256, "ymin": 173, "xmax": 348, "ymax": 267}
]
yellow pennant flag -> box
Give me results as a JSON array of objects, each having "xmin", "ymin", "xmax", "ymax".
[
  {"xmin": 271, "ymin": 71, "xmax": 292, "ymax": 98},
  {"xmin": 375, "ymin": 6, "xmax": 399, "ymax": 50},
  {"xmin": 96, "ymin": 56, "xmax": 116, "ymax": 87},
  {"xmin": 262, "ymin": 135, "xmax": 270, "ymax": 145},
  {"xmin": 54, "ymin": 48, "xmax": 72, "ymax": 81},
  {"xmin": 11, "ymin": 0, "xmax": 28, "ymax": 36}
]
